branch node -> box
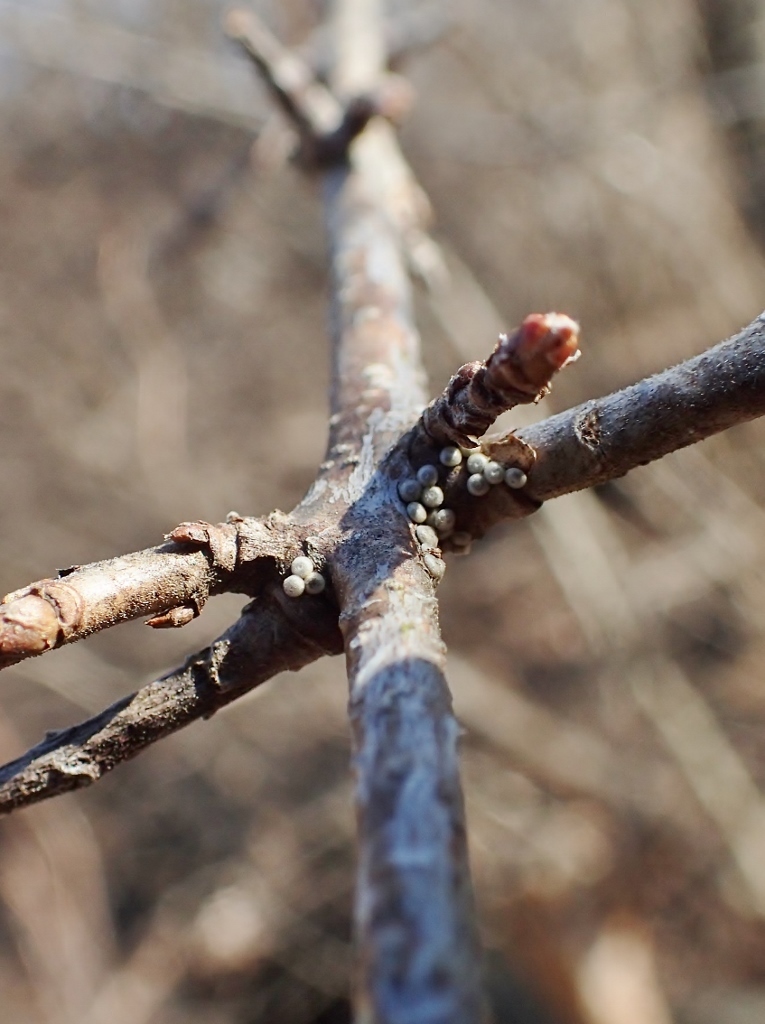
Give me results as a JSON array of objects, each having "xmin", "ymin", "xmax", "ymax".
[
  {"xmin": 166, "ymin": 520, "xmax": 238, "ymax": 573},
  {"xmin": 575, "ymin": 404, "xmax": 602, "ymax": 452},
  {"xmin": 0, "ymin": 581, "xmax": 85, "ymax": 667}
]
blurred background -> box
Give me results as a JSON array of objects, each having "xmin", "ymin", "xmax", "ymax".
[{"xmin": 2, "ymin": 1, "xmax": 765, "ymax": 1021}]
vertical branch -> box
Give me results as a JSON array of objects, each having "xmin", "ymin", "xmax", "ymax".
[
  {"xmin": 323, "ymin": 2, "xmax": 485, "ymax": 1020},
  {"xmin": 336, "ymin": 544, "xmax": 486, "ymax": 1024},
  {"xmin": 321, "ymin": 12, "xmax": 427, "ymax": 464}
]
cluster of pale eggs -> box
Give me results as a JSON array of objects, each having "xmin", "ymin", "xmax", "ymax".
[
  {"xmin": 282, "ymin": 445, "xmax": 527, "ymax": 596},
  {"xmin": 398, "ymin": 445, "xmax": 526, "ymax": 545},
  {"xmin": 282, "ymin": 556, "xmax": 326, "ymax": 599}
]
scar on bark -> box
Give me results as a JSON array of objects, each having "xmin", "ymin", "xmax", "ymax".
[{"xmin": 575, "ymin": 406, "xmax": 602, "ymax": 451}]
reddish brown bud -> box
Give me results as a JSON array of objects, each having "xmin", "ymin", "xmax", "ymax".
[
  {"xmin": 422, "ymin": 312, "xmax": 582, "ymax": 447},
  {"xmin": 491, "ymin": 313, "xmax": 580, "ymax": 395}
]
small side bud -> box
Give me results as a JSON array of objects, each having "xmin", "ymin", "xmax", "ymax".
[{"xmin": 146, "ymin": 605, "xmax": 196, "ymax": 629}]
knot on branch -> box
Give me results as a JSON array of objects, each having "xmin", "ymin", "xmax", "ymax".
[
  {"xmin": 0, "ymin": 580, "xmax": 84, "ymax": 667},
  {"xmin": 226, "ymin": 8, "xmax": 415, "ymax": 171},
  {"xmin": 422, "ymin": 313, "xmax": 580, "ymax": 448},
  {"xmin": 165, "ymin": 520, "xmax": 239, "ymax": 573}
]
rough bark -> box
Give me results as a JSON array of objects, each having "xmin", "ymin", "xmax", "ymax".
[
  {"xmin": 0, "ymin": 591, "xmax": 342, "ymax": 813},
  {"xmin": 0, "ymin": 513, "xmax": 311, "ymax": 669},
  {"xmin": 313, "ymin": 3, "xmax": 485, "ymax": 1018},
  {"xmin": 520, "ymin": 311, "xmax": 765, "ymax": 499},
  {"xmin": 443, "ymin": 310, "xmax": 765, "ymax": 540},
  {"xmin": 3, "ymin": 8, "xmax": 765, "ymax": 1024}
]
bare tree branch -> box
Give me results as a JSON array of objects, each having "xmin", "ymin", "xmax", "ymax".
[
  {"xmin": 6, "ymin": 6, "xmax": 765, "ymax": 1023},
  {"xmin": 225, "ymin": 9, "xmax": 343, "ymax": 143},
  {"xmin": 226, "ymin": 6, "xmax": 439, "ymax": 280},
  {"xmin": 0, "ymin": 513, "xmax": 313, "ymax": 671},
  {"xmin": 430, "ymin": 310, "xmax": 765, "ymax": 540},
  {"xmin": 302, "ymin": 0, "xmax": 485, "ymax": 1016},
  {"xmin": 0, "ymin": 542, "xmax": 216, "ymax": 671},
  {"xmin": 333, "ymin": 494, "xmax": 485, "ymax": 1023},
  {"xmin": 399, "ymin": 311, "xmax": 765, "ymax": 545},
  {"xmin": 519, "ymin": 311, "xmax": 765, "ymax": 500},
  {"xmin": 0, "ymin": 591, "xmax": 342, "ymax": 815},
  {"xmin": 302, "ymin": 2, "xmax": 451, "ymax": 80}
]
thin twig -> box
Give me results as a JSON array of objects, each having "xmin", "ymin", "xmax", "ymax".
[
  {"xmin": 225, "ymin": 9, "xmax": 342, "ymax": 141},
  {"xmin": 226, "ymin": 5, "xmax": 442, "ymax": 279}
]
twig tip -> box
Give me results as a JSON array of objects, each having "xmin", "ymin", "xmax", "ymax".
[{"xmin": 223, "ymin": 7, "xmax": 252, "ymax": 41}]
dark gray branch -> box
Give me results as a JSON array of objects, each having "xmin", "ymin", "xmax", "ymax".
[
  {"xmin": 519, "ymin": 310, "xmax": 765, "ymax": 500},
  {"xmin": 334, "ymin": 474, "xmax": 485, "ymax": 1024},
  {"xmin": 0, "ymin": 592, "xmax": 343, "ymax": 815},
  {"xmin": 422, "ymin": 311, "xmax": 765, "ymax": 543}
]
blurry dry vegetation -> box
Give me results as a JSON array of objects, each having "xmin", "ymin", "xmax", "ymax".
[{"xmin": 3, "ymin": 1, "xmax": 765, "ymax": 1022}]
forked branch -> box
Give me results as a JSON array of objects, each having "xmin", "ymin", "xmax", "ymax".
[
  {"xmin": 4, "ymin": 313, "xmax": 763, "ymax": 816},
  {"xmin": 2, "ymin": 6, "xmax": 765, "ymax": 1024}
]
